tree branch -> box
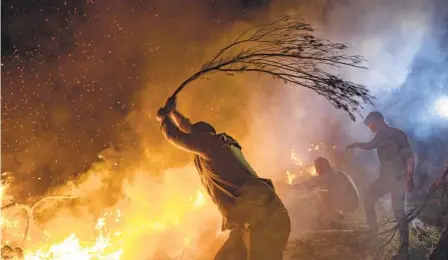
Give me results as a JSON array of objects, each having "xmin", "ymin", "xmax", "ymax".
[{"xmin": 169, "ymin": 16, "xmax": 373, "ymax": 121}]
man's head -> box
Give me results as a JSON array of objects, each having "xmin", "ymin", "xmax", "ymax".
[
  {"xmin": 314, "ymin": 157, "xmax": 332, "ymax": 176},
  {"xmin": 191, "ymin": 121, "xmax": 216, "ymax": 134},
  {"xmin": 364, "ymin": 111, "xmax": 386, "ymax": 133}
]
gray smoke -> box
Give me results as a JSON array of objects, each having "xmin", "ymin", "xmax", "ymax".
[{"xmin": 243, "ymin": 0, "xmax": 448, "ymax": 184}]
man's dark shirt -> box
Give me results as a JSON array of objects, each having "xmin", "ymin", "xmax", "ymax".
[{"xmin": 161, "ymin": 117, "xmax": 272, "ymax": 230}]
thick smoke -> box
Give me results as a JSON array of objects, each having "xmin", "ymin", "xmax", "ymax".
[{"xmin": 243, "ymin": 0, "xmax": 448, "ymax": 183}]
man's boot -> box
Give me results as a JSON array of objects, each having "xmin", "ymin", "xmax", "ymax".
[{"xmin": 392, "ymin": 214, "xmax": 410, "ymax": 260}]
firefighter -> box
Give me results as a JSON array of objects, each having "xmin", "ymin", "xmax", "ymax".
[
  {"xmin": 156, "ymin": 97, "xmax": 291, "ymax": 260},
  {"xmin": 346, "ymin": 111, "xmax": 415, "ymax": 259},
  {"xmin": 295, "ymin": 157, "xmax": 360, "ymax": 225}
]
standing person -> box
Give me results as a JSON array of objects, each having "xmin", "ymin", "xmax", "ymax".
[
  {"xmin": 346, "ymin": 111, "xmax": 415, "ymax": 259},
  {"xmin": 156, "ymin": 98, "xmax": 291, "ymax": 260}
]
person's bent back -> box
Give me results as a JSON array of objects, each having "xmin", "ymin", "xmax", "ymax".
[
  {"xmin": 161, "ymin": 117, "xmax": 269, "ymax": 226},
  {"xmin": 312, "ymin": 157, "xmax": 360, "ymax": 214},
  {"xmin": 156, "ymin": 99, "xmax": 291, "ymax": 260},
  {"xmin": 330, "ymin": 170, "xmax": 360, "ymax": 213}
]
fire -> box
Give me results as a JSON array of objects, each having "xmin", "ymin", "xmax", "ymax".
[
  {"xmin": 290, "ymin": 149, "xmax": 304, "ymax": 166},
  {"xmin": 1, "ymin": 164, "xmax": 221, "ymax": 259},
  {"xmin": 308, "ymin": 144, "xmax": 320, "ymax": 151},
  {"xmin": 286, "ymin": 148, "xmax": 319, "ymax": 184},
  {"xmin": 286, "ymin": 171, "xmax": 296, "ymax": 185},
  {"xmin": 192, "ymin": 190, "xmax": 206, "ymax": 208},
  {"xmin": 25, "ymin": 233, "xmax": 123, "ymax": 260},
  {"xmin": 1, "ymin": 144, "xmax": 333, "ymax": 257},
  {"xmin": 307, "ymin": 166, "xmax": 318, "ymax": 176},
  {"xmin": 0, "ymin": 184, "xmax": 6, "ymax": 201}
]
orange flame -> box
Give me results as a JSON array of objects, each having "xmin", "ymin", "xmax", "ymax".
[
  {"xmin": 286, "ymin": 170, "xmax": 296, "ymax": 185},
  {"xmin": 1, "ymin": 165, "xmax": 220, "ymax": 259},
  {"xmin": 307, "ymin": 166, "xmax": 318, "ymax": 176},
  {"xmin": 290, "ymin": 149, "xmax": 304, "ymax": 166},
  {"xmin": 285, "ymin": 148, "xmax": 319, "ymax": 184}
]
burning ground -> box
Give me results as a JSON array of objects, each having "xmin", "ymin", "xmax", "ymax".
[
  {"xmin": 2, "ymin": 0, "xmax": 448, "ymax": 259},
  {"xmin": 0, "ymin": 147, "xmax": 322, "ymax": 259}
]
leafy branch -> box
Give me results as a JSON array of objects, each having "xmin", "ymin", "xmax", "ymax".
[{"xmin": 171, "ymin": 16, "xmax": 373, "ymax": 120}]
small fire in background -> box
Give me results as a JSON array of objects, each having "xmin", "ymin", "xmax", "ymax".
[
  {"xmin": 307, "ymin": 166, "xmax": 318, "ymax": 176},
  {"xmin": 286, "ymin": 143, "xmax": 337, "ymax": 185},
  {"xmin": 286, "ymin": 149, "xmax": 316, "ymax": 185},
  {"xmin": 286, "ymin": 171, "xmax": 296, "ymax": 185},
  {"xmin": 290, "ymin": 149, "xmax": 304, "ymax": 167},
  {"xmin": 308, "ymin": 144, "xmax": 320, "ymax": 152}
]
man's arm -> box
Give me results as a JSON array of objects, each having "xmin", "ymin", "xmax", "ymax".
[
  {"xmin": 160, "ymin": 116, "xmax": 208, "ymax": 158},
  {"xmin": 293, "ymin": 176, "xmax": 325, "ymax": 190},
  {"xmin": 346, "ymin": 135, "xmax": 380, "ymax": 151},
  {"xmin": 354, "ymin": 141, "xmax": 378, "ymax": 150},
  {"xmin": 170, "ymin": 110, "xmax": 193, "ymax": 133},
  {"xmin": 161, "ymin": 97, "xmax": 192, "ymax": 133}
]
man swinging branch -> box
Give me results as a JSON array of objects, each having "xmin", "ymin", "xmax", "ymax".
[{"xmin": 156, "ymin": 98, "xmax": 291, "ymax": 260}]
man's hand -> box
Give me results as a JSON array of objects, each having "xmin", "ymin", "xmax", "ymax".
[
  {"xmin": 345, "ymin": 142, "xmax": 359, "ymax": 151},
  {"xmin": 156, "ymin": 107, "xmax": 169, "ymax": 122},
  {"xmin": 164, "ymin": 97, "xmax": 177, "ymax": 113},
  {"xmin": 156, "ymin": 97, "xmax": 177, "ymax": 122}
]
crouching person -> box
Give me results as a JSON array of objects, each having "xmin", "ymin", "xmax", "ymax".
[{"xmin": 295, "ymin": 157, "xmax": 360, "ymax": 224}]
